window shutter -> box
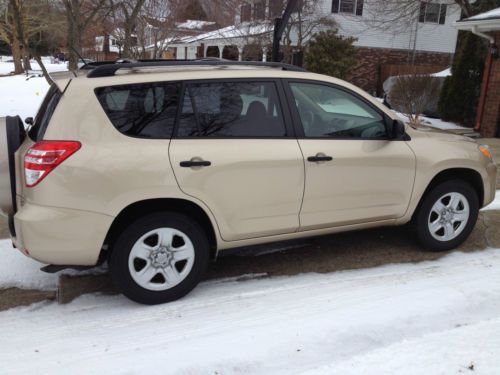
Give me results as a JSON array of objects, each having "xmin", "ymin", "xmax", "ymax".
[
  {"xmin": 439, "ymin": 4, "xmax": 447, "ymax": 24},
  {"xmin": 332, "ymin": 0, "xmax": 339, "ymax": 13},
  {"xmin": 419, "ymin": 2, "xmax": 426, "ymax": 23},
  {"xmin": 356, "ymin": 0, "xmax": 364, "ymax": 16}
]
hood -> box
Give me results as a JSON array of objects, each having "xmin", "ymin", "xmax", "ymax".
[{"xmin": 406, "ymin": 125, "xmax": 477, "ymax": 144}]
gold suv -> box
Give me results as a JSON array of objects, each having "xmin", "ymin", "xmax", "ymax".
[{"xmin": 0, "ymin": 61, "xmax": 496, "ymax": 304}]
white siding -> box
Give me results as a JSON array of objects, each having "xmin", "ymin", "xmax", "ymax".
[{"xmin": 314, "ymin": 0, "xmax": 460, "ymax": 53}]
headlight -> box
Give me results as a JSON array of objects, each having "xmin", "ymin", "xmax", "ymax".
[{"xmin": 479, "ymin": 144, "xmax": 494, "ymax": 161}]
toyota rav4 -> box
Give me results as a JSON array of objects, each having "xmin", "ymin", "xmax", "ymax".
[{"xmin": 0, "ymin": 60, "xmax": 496, "ymax": 304}]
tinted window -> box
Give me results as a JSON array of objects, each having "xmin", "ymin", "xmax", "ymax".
[
  {"xmin": 96, "ymin": 82, "xmax": 180, "ymax": 139},
  {"xmin": 177, "ymin": 81, "xmax": 286, "ymax": 137},
  {"xmin": 29, "ymin": 84, "xmax": 62, "ymax": 141},
  {"xmin": 290, "ymin": 82, "xmax": 387, "ymax": 139}
]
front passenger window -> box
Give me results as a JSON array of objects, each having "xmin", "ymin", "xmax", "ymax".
[{"xmin": 289, "ymin": 82, "xmax": 387, "ymax": 139}]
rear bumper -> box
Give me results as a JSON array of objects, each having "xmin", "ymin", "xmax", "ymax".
[{"xmin": 13, "ymin": 202, "xmax": 114, "ymax": 266}]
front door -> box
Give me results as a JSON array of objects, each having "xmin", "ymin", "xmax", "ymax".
[
  {"xmin": 169, "ymin": 79, "xmax": 304, "ymax": 241},
  {"xmin": 286, "ymin": 80, "xmax": 416, "ymax": 230}
]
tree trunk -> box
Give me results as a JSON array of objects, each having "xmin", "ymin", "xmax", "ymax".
[
  {"xmin": 21, "ymin": 47, "xmax": 31, "ymax": 71},
  {"xmin": 10, "ymin": 31, "xmax": 24, "ymax": 74},
  {"xmin": 64, "ymin": 0, "xmax": 82, "ymax": 71},
  {"xmin": 33, "ymin": 55, "xmax": 54, "ymax": 85},
  {"xmin": 67, "ymin": 18, "xmax": 82, "ymax": 70},
  {"xmin": 10, "ymin": 0, "xmax": 31, "ymax": 71}
]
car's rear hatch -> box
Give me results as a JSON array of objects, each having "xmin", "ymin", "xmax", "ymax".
[{"xmin": 1, "ymin": 75, "xmax": 68, "ymax": 222}]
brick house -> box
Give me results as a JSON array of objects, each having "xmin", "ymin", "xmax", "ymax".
[
  {"xmin": 239, "ymin": 0, "xmax": 461, "ymax": 93},
  {"xmin": 323, "ymin": 0, "xmax": 460, "ymax": 94},
  {"xmin": 455, "ymin": 8, "xmax": 500, "ymax": 138}
]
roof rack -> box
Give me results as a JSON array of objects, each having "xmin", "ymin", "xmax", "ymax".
[{"xmin": 85, "ymin": 59, "xmax": 306, "ymax": 78}]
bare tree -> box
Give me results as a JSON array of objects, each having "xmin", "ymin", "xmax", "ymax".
[
  {"xmin": 282, "ymin": 0, "xmax": 336, "ymax": 63},
  {"xmin": 388, "ymin": 74, "xmax": 441, "ymax": 126},
  {"xmin": 133, "ymin": 0, "xmax": 180, "ymax": 59},
  {"xmin": 0, "ymin": 0, "xmax": 59, "ymax": 74},
  {"xmin": 62, "ymin": 0, "xmax": 112, "ymax": 70},
  {"xmin": 0, "ymin": 0, "xmax": 24, "ymax": 73},
  {"xmin": 111, "ymin": 0, "xmax": 146, "ymax": 57}
]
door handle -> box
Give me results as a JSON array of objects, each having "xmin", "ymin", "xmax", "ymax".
[
  {"xmin": 180, "ymin": 160, "xmax": 211, "ymax": 168},
  {"xmin": 307, "ymin": 155, "xmax": 333, "ymax": 162}
]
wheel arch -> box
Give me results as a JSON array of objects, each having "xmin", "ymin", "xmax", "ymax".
[
  {"xmin": 413, "ymin": 168, "xmax": 484, "ymax": 218},
  {"xmin": 101, "ymin": 198, "xmax": 218, "ymax": 262}
]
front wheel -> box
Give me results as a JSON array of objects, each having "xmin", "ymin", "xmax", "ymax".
[
  {"xmin": 413, "ymin": 180, "xmax": 479, "ymax": 251},
  {"xmin": 109, "ymin": 212, "xmax": 210, "ymax": 305}
]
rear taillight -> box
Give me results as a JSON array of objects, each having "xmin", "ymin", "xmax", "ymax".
[{"xmin": 24, "ymin": 141, "xmax": 81, "ymax": 187}]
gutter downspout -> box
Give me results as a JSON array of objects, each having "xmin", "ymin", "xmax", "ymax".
[{"xmin": 472, "ymin": 25, "xmax": 495, "ymax": 132}]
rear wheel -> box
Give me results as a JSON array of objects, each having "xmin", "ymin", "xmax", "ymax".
[
  {"xmin": 413, "ymin": 180, "xmax": 479, "ymax": 251},
  {"xmin": 109, "ymin": 212, "xmax": 209, "ymax": 305}
]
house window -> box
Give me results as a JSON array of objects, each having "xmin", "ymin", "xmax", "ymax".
[
  {"xmin": 269, "ymin": 0, "xmax": 283, "ymax": 18},
  {"xmin": 419, "ymin": 2, "xmax": 447, "ymax": 24},
  {"xmin": 332, "ymin": 0, "xmax": 364, "ymax": 16},
  {"xmin": 241, "ymin": 3, "xmax": 252, "ymax": 22},
  {"xmin": 254, "ymin": 1, "xmax": 265, "ymax": 20}
]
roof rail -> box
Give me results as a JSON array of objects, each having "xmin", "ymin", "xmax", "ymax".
[{"xmin": 85, "ymin": 59, "xmax": 306, "ymax": 78}]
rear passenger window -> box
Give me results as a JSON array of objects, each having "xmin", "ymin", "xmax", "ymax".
[
  {"xmin": 177, "ymin": 81, "xmax": 286, "ymax": 137},
  {"xmin": 95, "ymin": 82, "xmax": 180, "ymax": 139}
]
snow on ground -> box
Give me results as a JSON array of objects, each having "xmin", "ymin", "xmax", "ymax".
[
  {"xmin": 1, "ymin": 248, "xmax": 500, "ymax": 374},
  {"xmin": 0, "ymin": 59, "xmax": 67, "ymax": 75},
  {"xmin": 483, "ymin": 190, "xmax": 500, "ymax": 211},
  {"xmin": 0, "ymin": 75, "xmax": 50, "ymax": 121},
  {"xmin": 0, "ymin": 240, "xmax": 57, "ymax": 290},
  {"xmin": 0, "ymin": 60, "xmax": 67, "ymax": 121},
  {"xmin": 374, "ymin": 98, "xmax": 466, "ymax": 130},
  {"xmin": 431, "ymin": 67, "xmax": 451, "ymax": 77},
  {"xmin": 414, "ymin": 115, "xmax": 467, "ymax": 130}
]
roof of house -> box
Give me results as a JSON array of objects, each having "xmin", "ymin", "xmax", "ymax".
[{"xmin": 454, "ymin": 7, "xmax": 500, "ymax": 31}]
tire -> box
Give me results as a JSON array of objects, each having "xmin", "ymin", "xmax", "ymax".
[
  {"xmin": 109, "ymin": 212, "xmax": 210, "ymax": 305},
  {"xmin": 413, "ymin": 179, "xmax": 479, "ymax": 251}
]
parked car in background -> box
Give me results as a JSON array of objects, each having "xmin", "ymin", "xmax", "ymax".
[{"xmin": 0, "ymin": 60, "xmax": 496, "ymax": 305}]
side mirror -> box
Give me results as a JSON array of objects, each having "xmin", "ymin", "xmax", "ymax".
[
  {"xmin": 24, "ymin": 117, "xmax": 34, "ymax": 126},
  {"xmin": 390, "ymin": 119, "xmax": 406, "ymax": 140}
]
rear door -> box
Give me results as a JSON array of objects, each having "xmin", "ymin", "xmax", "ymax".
[
  {"xmin": 285, "ymin": 80, "xmax": 416, "ymax": 230},
  {"xmin": 169, "ymin": 79, "xmax": 304, "ymax": 241}
]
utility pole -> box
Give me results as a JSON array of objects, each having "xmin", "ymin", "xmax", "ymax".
[{"xmin": 271, "ymin": 0, "xmax": 300, "ymax": 62}]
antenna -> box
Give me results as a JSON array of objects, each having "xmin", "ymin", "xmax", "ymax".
[{"xmin": 69, "ymin": 46, "xmax": 87, "ymax": 69}]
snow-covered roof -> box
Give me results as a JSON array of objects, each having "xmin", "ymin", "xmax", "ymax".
[
  {"xmin": 454, "ymin": 7, "xmax": 500, "ymax": 31},
  {"xmin": 145, "ymin": 37, "xmax": 177, "ymax": 50},
  {"xmin": 178, "ymin": 22, "xmax": 273, "ymax": 44},
  {"xmin": 466, "ymin": 7, "xmax": 500, "ymax": 21},
  {"xmin": 176, "ymin": 19, "xmax": 216, "ymax": 30}
]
